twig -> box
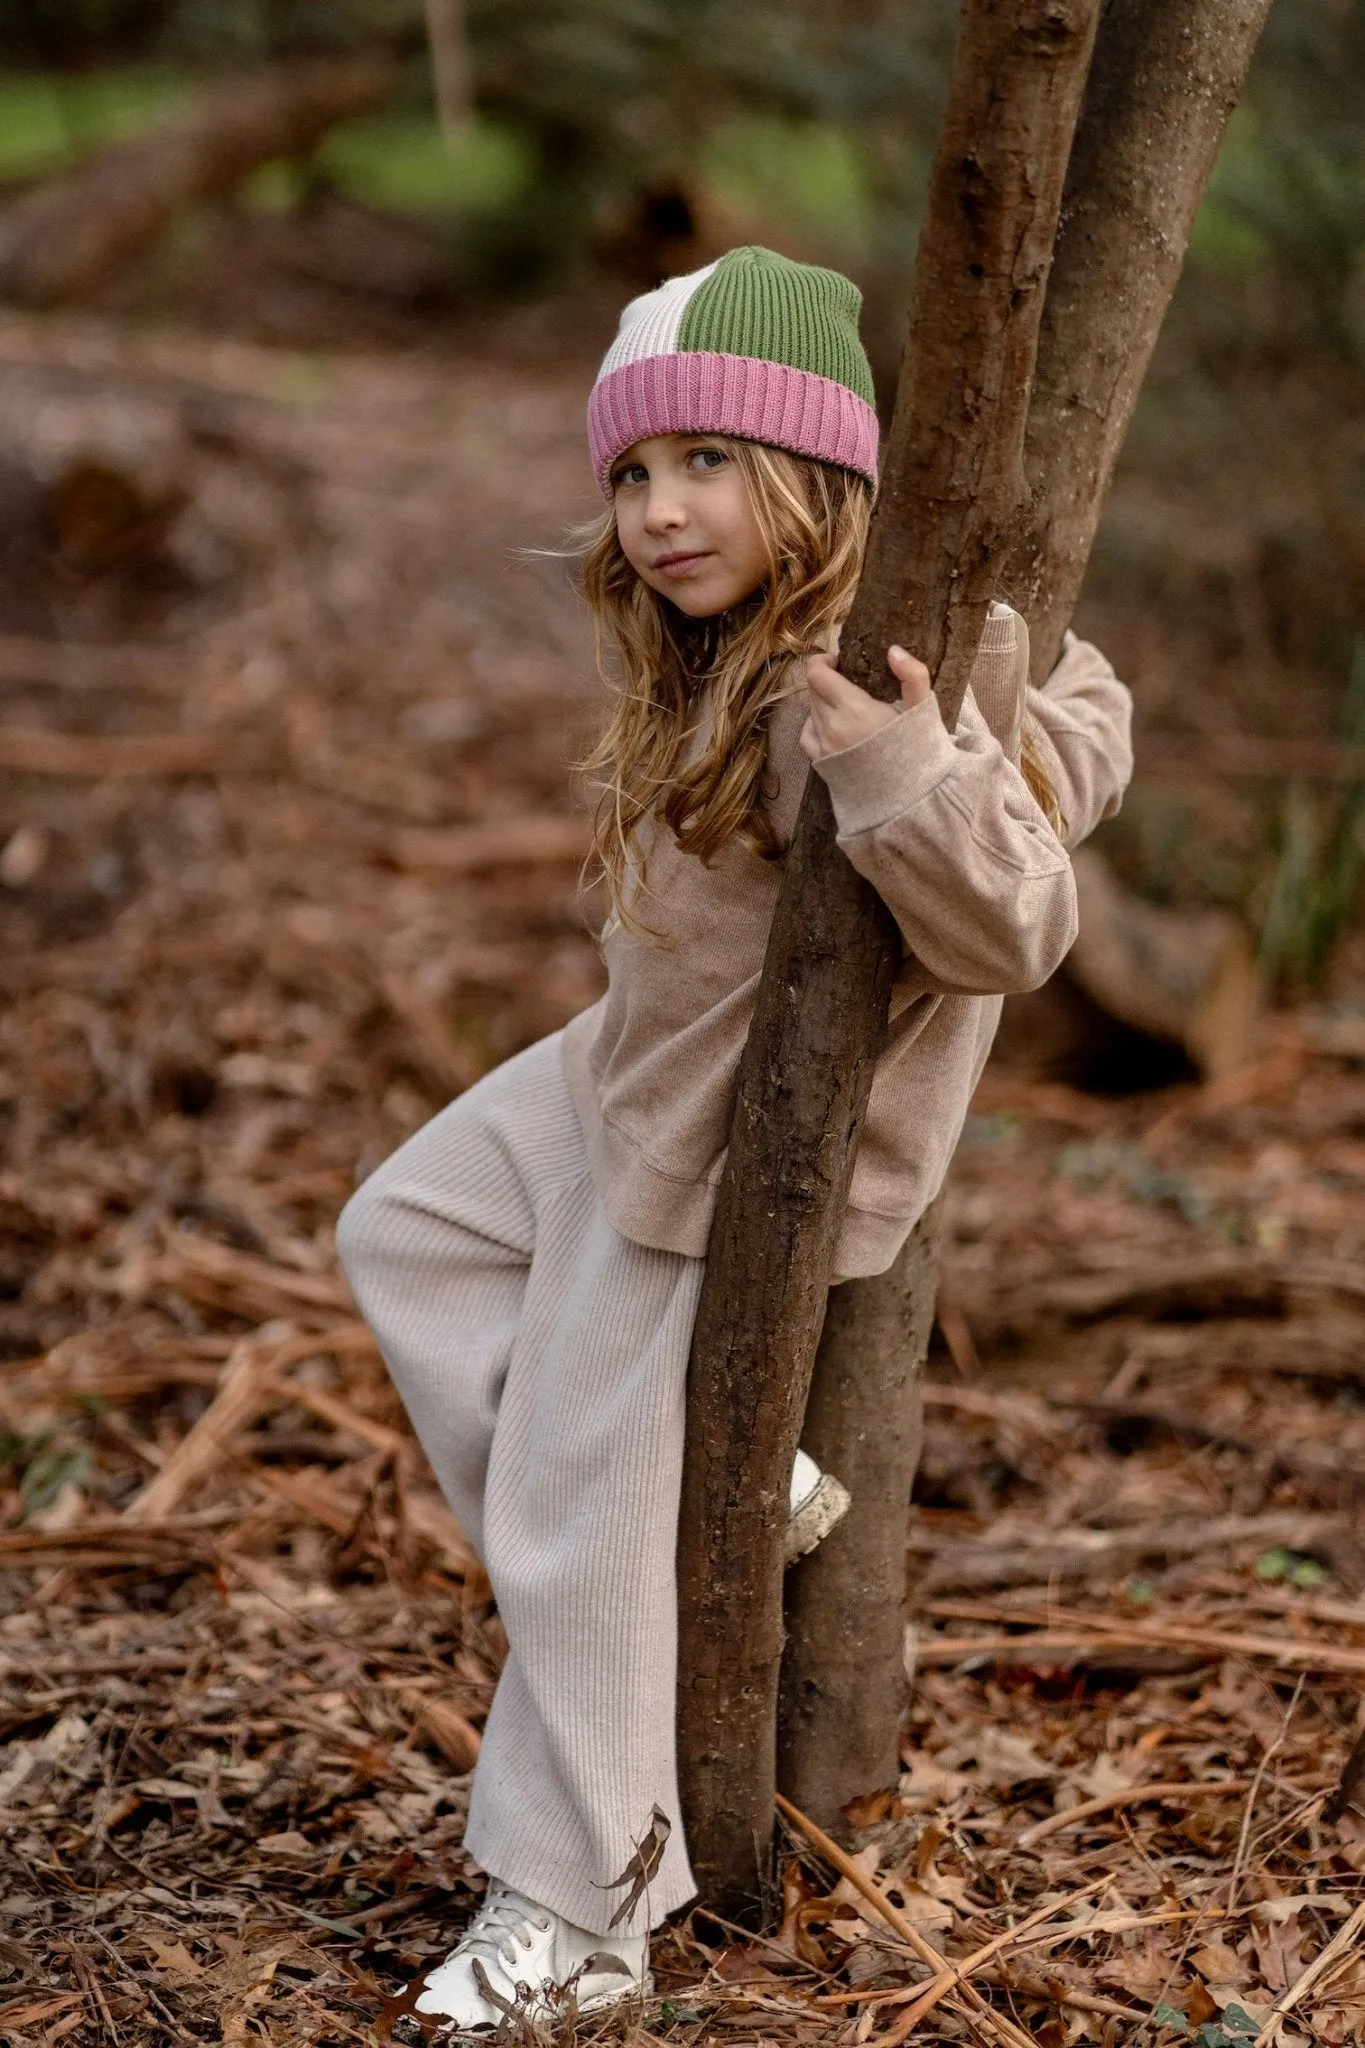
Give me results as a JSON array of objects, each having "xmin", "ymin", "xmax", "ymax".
[
  {"xmin": 1253, "ymin": 1899, "xmax": 1365, "ymax": 2044},
  {"xmin": 774, "ymin": 1792, "xmax": 1035, "ymax": 2048},
  {"xmin": 1017, "ymin": 1779, "xmax": 1252, "ymax": 1850},
  {"xmin": 122, "ymin": 1325, "xmax": 295, "ymax": 1521},
  {"xmin": 775, "ymin": 1794, "xmax": 955, "ymax": 1971},
  {"xmin": 1228, "ymin": 1676, "xmax": 1303, "ymax": 1909},
  {"xmin": 914, "ymin": 1605, "xmax": 1365, "ymax": 1678},
  {"xmin": 935, "ymin": 1294, "xmax": 981, "ymax": 1380},
  {"xmin": 62, "ymin": 1944, "xmax": 118, "ymax": 2047},
  {"xmin": 869, "ymin": 1878, "xmax": 1113, "ymax": 2043},
  {"xmin": 1324, "ymin": 1721, "xmax": 1365, "ymax": 1825},
  {"xmin": 980, "ymin": 1971, "xmax": 1148, "ymax": 2023}
]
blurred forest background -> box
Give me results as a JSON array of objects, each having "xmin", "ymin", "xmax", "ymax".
[
  {"xmin": 5, "ymin": 7, "xmax": 1365, "ymax": 2044},
  {"xmin": 1, "ymin": 0, "xmax": 1363, "ymax": 989}
]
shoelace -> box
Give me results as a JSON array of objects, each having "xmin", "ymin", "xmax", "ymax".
[{"xmin": 455, "ymin": 1885, "xmax": 553, "ymax": 1974}]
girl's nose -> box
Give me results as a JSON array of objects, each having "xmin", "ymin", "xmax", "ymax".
[{"xmin": 643, "ymin": 488, "xmax": 686, "ymax": 534}]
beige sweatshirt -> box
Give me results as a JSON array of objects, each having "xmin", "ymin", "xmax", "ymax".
[{"xmin": 563, "ymin": 606, "xmax": 1133, "ymax": 1278}]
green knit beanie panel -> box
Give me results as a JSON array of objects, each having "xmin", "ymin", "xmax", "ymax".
[{"xmin": 677, "ymin": 246, "xmax": 875, "ymax": 408}]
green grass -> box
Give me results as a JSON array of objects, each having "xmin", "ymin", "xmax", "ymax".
[
  {"xmin": 0, "ymin": 68, "xmax": 191, "ymax": 179},
  {"xmin": 0, "ymin": 67, "xmax": 533, "ymax": 222}
]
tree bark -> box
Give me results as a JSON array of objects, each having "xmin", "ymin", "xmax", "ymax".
[
  {"xmin": 1010, "ymin": 0, "xmax": 1277, "ymax": 681},
  {"xmin": 774, "ymin": 0, "xmax": 1273, "ymax": 1837},
  {"xmin": 674, "ymin": 0, "xmax": 1099, "ymax": 1921},
  {"xmin": 0, "ymin": 54, "xmax": 397, "ymax": 308},
  {"xmin": 777, "ymin": 1200, "xmax": 941, "ymax": 1827}
]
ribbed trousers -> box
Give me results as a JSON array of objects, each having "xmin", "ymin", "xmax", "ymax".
[{"xmin": 335, "ymin": 1032, "xmax": 704, "ymax": 1932}]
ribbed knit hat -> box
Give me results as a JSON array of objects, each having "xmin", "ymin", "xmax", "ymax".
[{"xmin": 588, "ymin": 245, "xmax": 879, "ymax": 495}]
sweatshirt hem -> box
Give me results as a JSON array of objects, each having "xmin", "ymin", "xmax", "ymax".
[{"xmin": 551, "ymin": 1112, "xmax": 931, "ymax": 1281}]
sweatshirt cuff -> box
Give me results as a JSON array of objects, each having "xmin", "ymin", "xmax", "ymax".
[{"xmin": 813, "ymin": 694, "xmax": 957, "ymax": 837}]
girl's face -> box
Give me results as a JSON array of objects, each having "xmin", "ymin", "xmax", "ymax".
[{"xmin": 610, "ymin": 434, "xmax": 770, "ymax": 619}]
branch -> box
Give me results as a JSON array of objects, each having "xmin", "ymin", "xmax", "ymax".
[{"xmin": 0, "ymin": 53, "xmax": 397, "ymax": 307}]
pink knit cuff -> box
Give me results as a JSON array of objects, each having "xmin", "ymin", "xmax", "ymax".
[{"xmin": 588, "ymin": 352, "xmax": 879, "ymax": 493}]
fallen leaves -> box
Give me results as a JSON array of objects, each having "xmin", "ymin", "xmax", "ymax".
[{"xmin": 1, "ymin": 310, "xmax": 1364, "ymax": 2048}]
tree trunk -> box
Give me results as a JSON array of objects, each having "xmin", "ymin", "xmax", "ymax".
[
  {"xmin": 1011, "ymin": 0, "xmax": 1277, "ymax": 680},
  {"xmin": 424, "ymin": 0, "xmax": 475, "ymax": 142},
  {"xmin": 775, "ymin": 0, "xmax": 1273, "ymax": 1837},
  {"xmin": 0, "ymin": 54, "xmax": 397, "ymax": 308},
  {"xmin": 777, "ymin": 1200, "xmax": 941, "ymax": 1827},
  {"xmin": 674, "ymin": 0, "xmax": 1099, "ymax": 1921}
]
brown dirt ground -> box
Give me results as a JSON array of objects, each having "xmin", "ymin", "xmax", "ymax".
[{"xmin": 0, "ymin": 309, "xmax": 1364, "ymax": 2047}]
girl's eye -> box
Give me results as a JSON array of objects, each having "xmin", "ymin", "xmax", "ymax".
[
  {"xmin": 689, "ymin": 447, "xmax": 728, "ymax": 472},
  {"xmin": 612, "ymin": 463, "xmax": 648, "ymax": 489}
]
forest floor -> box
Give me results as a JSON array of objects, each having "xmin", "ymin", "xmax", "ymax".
[{"xmin": 0, "ymin": 308, "xmax": 1364, "ymax": 2048}]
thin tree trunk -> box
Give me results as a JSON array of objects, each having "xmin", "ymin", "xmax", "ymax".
[
  {"xmin": 775, "ymin": 0, "xmax": 1273, "ymax": 1837},
  {"xmin": 1012, "ymin": 0, "xmax": 1277, "ymax": 680},
  {"xmin": 424, "ymin": 0, "xmax": 475, "ymax": 143},
  {"xmin": 674, "ymin": 0, "xmax": 1099, "ymax": 1920},
  {"xmin": 777, "ymin": 1200, "xmax": 941, "ymax": 1826},
  {"xmin": 0, "ymin": 54, "xmax": 396, "ymax": 308}
]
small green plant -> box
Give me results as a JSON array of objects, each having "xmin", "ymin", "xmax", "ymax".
[
  {"xmin": 1255, "ymin": 1546, "xmax": 1326, "ymax": 1589},
  {"xmin": 1259, "ymin": 638, "xmax": 1365, "ymax": 991},
  {"xmin": 1152, "ymin": 2001, "xmax": 1259, "ymax": 2045},
  {"xmin": 0, "ymin": 1428, "xmax": 91, "ymax": 1517}
]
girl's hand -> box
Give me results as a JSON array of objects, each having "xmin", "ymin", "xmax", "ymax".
[{"xmin": 800, "ymin": 645, "xmax": 932, "ymax": 762}]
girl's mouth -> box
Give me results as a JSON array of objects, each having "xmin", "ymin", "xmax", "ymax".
[{"xmin": 654, "ymin": 551, "xmax": 710, "ymax": 577}]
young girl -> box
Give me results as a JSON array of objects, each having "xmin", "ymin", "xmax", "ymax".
[{"xmin": 338, "ymin": 245, "xmax": 1133, "ymax": 2029}]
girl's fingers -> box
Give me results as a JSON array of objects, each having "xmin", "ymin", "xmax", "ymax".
[
  {"xmin": 805, "ymin": 654, "xmax": 851, "ymax": 701},
  {"xmin": 804, "ymin": 650, "xmax": 903, "ymax": 758},
  {"xmin": 887, "ymin": 643, "xmax": 932, "ymax": 706}
]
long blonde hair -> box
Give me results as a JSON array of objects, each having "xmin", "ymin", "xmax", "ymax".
[
  {"xmin": 578, "ymin": 439, "xmax": 869, "ymax": 930},
  {"xmin": 577, "ymin": 438, "xmax": 1059, "ymax": 932}
]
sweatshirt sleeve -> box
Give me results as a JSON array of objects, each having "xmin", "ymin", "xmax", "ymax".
[
  {"xmin": 1027, "ymin": 631, "xmax": 1134, "ymax": 849},
  {"xmin": 812, "ymin": 690, "xmax": 1078, "ymax": 996}
]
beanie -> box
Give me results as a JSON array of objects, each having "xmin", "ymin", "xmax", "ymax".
[{"xmin": 587, "ymin": 245, "xmax": 879, "ymax": 495}]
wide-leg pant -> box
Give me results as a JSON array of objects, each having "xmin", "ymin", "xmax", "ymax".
[{"xmin": 335, "ymin": 1032, "xmax": 704, "ymax": 1932}]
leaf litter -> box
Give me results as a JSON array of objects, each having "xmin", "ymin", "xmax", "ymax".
[{"xmin": 0, "ymin": 309, "xmax": 1363, "ymax": 2045}]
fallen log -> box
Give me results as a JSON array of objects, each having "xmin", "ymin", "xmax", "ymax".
[
  {"xmin": 1065, "ymin": 848, "xmax": 1261, "ymax": 1080},
  {"xmin": 0, "ymin": 54, "xmax": 396, "ymax": 308},
  {"xmin": 912, "ymin": 1510, "xmax": 1343, "ymax": 1596}
]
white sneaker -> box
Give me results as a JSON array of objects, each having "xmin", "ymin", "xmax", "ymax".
[
  {"xmin": 407, "ymin": 1881, "xmax": 650, "ymax": 2032},
  {"xmin": 787, "ymin": 1448, "xmax": 852, "ymax": 1564}
]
